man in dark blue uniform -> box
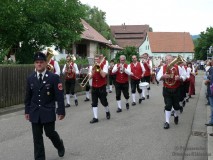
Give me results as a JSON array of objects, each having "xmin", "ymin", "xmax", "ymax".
[{"xmin": 25, "ymin": 52, "xmax": 65, "ymax": 160}]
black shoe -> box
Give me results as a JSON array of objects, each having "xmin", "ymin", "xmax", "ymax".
[
  {"xmin": 142, "ymin": 97, "xmax": 145, "ymax": 100},
  {"xmin": 146, "ymin": 95, "xmax": 149, "ymax": 99},
  {"xmin": 116, "ymin": 108, "xmax": 122, "ymax": 113},
  {"xmin": 189, "ymin": 95, "xmax": 191, "ymax": 98},
  {"xmin": 164, "ymin": 122, "xmax": 170, "ymax": 129},
  {"xmin": 174, "ymin": 116, "xmax": 179, "ymax": 125},
  {"xmin": 84, "ymin": 98, "xmax": 90, "ymax": 102},
  {"xmin": 186, "ymin": 99, "xmax": 189, "ymax": 102},
  {"xmin": 58, "ymin": 139, "xmax": 65, "ymax": 157},
  {"xmin": 205, "ymin": 123, "xmax": 213, "ymax": 126},
  {"xmin": 182, "ymin": 101, "xmax": 186, "ymax": 107},
  {"xmin": 75, "ymin": 99, "xmax": 78, "ymax": 106},
  {"xmin": 180, "ymin": 106, "xmax": 183, "ymax": 113},
  {"xmin": 106, "ymin": 112, "xmax": 110, "ymax": 119},
  {"xmin": 206, "ymin": 102, "xmax": 210, "ymax": 105},
  {"xmin": 65, "ymin": 104, "xmax": 70, "ymax": 108},
  {"xmin": 139, "ymin": 98, "xmax": 142, "ymax": 104},
  {"xmin": 209, "ymin": 133, "xmax": 213, "ymax": 136},
  {"xmin": 90, "ymin": 118, "xmax": 99, "ymax": 124},
  {"xmin": 132, "ymin": 102, "xmax": 136, "ymax": 106},
  {"xmin": 126, "ymin": 103, "xmax": 129, "ymax": 110}
]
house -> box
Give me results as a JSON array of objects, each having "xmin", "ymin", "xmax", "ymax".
[
  {"xmin": 55, "ymin": 19, "xmax": 118, "ymax": 61},
  {"xmin": 139, "ymin": 32, "xmax": 194, "ymax": 64},
  {"xmin": 110, "ymin": 24, "xmax": 151, "ymax": 50}
]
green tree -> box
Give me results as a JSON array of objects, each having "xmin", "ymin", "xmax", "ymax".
[
  {"xmin": 115, "ymin": 46, "xmax": 139, "ymax": 63},
  {"xmin": 83, "ymin": 5, "xmax": 115, "ymax": 44},
  {"xmin": 0, "ymin": 0, "xmax": 85, "ymax": 64},
  {"xmin": 194, "ymin": 27, "xmax": 213, "ymax": 60}
]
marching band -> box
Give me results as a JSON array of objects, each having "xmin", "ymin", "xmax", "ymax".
[{"xmin": 44, "ymin": 51, "xmax": 196, "ymax": 128}]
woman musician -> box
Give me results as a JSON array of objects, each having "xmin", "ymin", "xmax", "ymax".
[{"xmin": 62, "ymin": 55, "xmax": 79, "ymax": 107}]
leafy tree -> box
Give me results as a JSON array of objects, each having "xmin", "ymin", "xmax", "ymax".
[
  {"xmin": 194, "ymin": 27, "xmax": 213, "ymax": 60},
  {"xmin": 83, "ymin": 5, "xmax": 115, "ymax": 44},
  {"xmin": 0, "ymin": 0, "xmax": 85, "ymax": 64},
  {"xmin": 115, "ymin": 46, "xmax": 139, "ymax": 63}
]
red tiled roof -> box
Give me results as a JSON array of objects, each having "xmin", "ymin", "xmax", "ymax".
[
  {"xmin": 148, "ymin": 32, "xmax": 194, "ymax": 53},
  {"xmin": 81, "ymin": 19, "xmax": 111, "ymax": 44},
  {"xmin": 110, "ymin": 24, "xmax": 150, "ymax": 48}
]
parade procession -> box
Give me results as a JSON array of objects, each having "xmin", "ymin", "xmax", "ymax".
[
  {"xmin": 1, "ymin": 0, "xmax": 213, "ymax": 160},
  {"xmin": 21, "ymin": 47, "xmax": 199, "ymax": 159}
]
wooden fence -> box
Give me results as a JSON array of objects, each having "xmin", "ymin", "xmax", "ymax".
[{"xmin": 0, "ymin": 65, "xmax": 87, "ymax": 108}]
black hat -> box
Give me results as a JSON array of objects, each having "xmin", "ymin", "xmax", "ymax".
[{"xmin": 33, "ymin": 52, "xmax": 47, "ymax": 62}]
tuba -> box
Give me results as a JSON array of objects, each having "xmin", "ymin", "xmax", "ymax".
[
  {"xmin": 165, "ymin": 55, "xmax": 185, "ymax": 86},
  {"xmin": 46, "ymin": 48, "xmax": 55, "ymax": 72}
]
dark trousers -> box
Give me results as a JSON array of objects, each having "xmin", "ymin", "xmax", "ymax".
[
  {"xmin": 32, "ymin": 122, "xmax": 62, "ymax": 160},
  {"xmin": 115, "ymin": 82, "xmax": 129, "ymax": 100},
  {"xmin": 163, "ymin": 87, "xmax": 180, "ymax": 111},
  {"xmin": 65, "ymin": 78, "xmax": 75, "ymax": 94},
  {"xmin": 109, "ymin": 75, "xmax": 116, "ymax": 85},
  {"xmin": 130, "ymin": 79, "xmax": 142, "ymax": 94},
  {"xmin": 178, "ymin": 84, "xmax": 186, "ymax": 102},
  {"xmin": 85, "ymin": 83, "xmax": 90, "ymax": 91},
  {"xmin": 91, "ymin": 85, "xmax": 108, "ymax": 107},
  {"xmin": 141, "ymin": 76, "xmax": 151, "ymax": 90}
]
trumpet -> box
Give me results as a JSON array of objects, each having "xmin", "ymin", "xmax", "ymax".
[{"xmin": 119, "ymin": 64, "xmax": 124, "ymax": 73}]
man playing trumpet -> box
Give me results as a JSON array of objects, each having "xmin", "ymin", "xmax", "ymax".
[
  {"xmin": 62, "ymin": 55, "xmax": 79, "ymax": 107},
  {"xmin": 89, "ymin": 54, "xmax": 111, "ymax": 123},
  {"xmin": 112, "ymin": 55, "xmax": 132, "ymax": 112}
]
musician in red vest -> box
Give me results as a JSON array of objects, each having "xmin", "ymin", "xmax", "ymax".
[
  {"xmin": 140, "ymin": 53, "xmax": 152, "ymax": 99},
  {"xmin": 108, "ymin": 59, "xmax": 116, "ymax": 93},
  {"xmin": 89, "ymin": 54, "xmax": 110, "ymax": 123},
  {"xmin": 156, "ymin": 55, "xmax": 185, "ymax": 129},
  {"xmin": 62, "ymin": 55, "xmax": 79, "ymax": 107},
  {"xmin": 128, "ymin": 55, "xmax": 146, "ymax": 106},
  {"xmin": 112, "ymin": 55, "xmax": 132, "ymax": 112}
]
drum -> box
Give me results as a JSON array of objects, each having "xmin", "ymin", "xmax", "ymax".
[{"xmin": 139, "ymin": 82, "xmax": 150, "ymax": 89}]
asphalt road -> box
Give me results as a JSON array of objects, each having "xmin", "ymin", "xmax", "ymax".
[{"xmin": 0, "ymin": 73, "xmax": 207, "ymax": 160}]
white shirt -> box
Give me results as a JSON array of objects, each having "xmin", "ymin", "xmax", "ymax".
[
  {"xmin": 37, "ymin": 70, "xmax": 46, "ymax": 80},
  {"xmin": 112, "ymin": 63, "xmax": 131, "ymax": 75},
  {"xmin": 156, "ymin": 65, "xmax": 186, "ymax": 82},
  {"xmin": 62, "ymin": 63, "xmax": 79, "ymax": 75},
  {"xmin": 53, "ymin": 61, "xmax": 61, "ymax": 76}
]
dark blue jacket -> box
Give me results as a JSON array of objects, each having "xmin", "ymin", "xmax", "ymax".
[{"xmin": 25, "ymin": 70, "xmax": 65, "ymax": 123}]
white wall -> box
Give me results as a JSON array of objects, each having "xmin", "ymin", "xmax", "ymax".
[{"xmin": 139, "ymin": 35, "xmax": 152, "ymax": 56}]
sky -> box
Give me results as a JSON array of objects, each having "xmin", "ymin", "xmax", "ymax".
[{"xmin": 80, "ymin": 0, "xmax": 212, "ymax": 35}]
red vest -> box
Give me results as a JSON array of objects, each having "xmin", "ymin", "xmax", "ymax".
[
  {"xmin": 49, "ymin": 59, "xmax": 56, "ymax": 73},
  {"xmin": 92, "ymin": 64, "xmax": 107, "ymax": 88},
  {"xmin": 66, "ymin": 62, "xmax": 76, "ymax": 80},
  {"xmin": 163, "ymin": 64, "xmax": 180, "ymax": 88},
  {"xmin": 130, "ymin": 62, "xmax": 142, "ymax": 80},
  {"xmin": 143, "ymin": 60, "xmax": 151, "ymax": 76},
  {"xmin": 116, "ymin": 63, "xmax": 129, "ymax": 83}
]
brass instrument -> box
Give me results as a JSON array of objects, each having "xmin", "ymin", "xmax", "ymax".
[
  {"xmin": 79, "ymin": 66, "xmax": 91, "ymax": 88},
  {"xmin": 93, "ymin": 56, "xmax": 105, "ymax": 72},
  {"xmin": 80, "ymin": 57, "xmax": 106, "ymax": 87},
  {"xmin": 46, "ymin": 48, "xmax": 55, "ymax": 72},
  {"xmin": 120, "ymin": 64, "xmax": 124, "ymax": 73},
  {"xmin": 165, "ymin": 55, "xmax": 185, "ymax": 86}
]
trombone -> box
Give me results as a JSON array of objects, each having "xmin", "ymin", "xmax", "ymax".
[{"xmin": 80, "ymin": 56, "xmax": 106, "ymax": 87}]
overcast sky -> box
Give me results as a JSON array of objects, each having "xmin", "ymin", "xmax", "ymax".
[{"xmin": 80, "ymin": 0, "xmax": 212, "ymax": 35}]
